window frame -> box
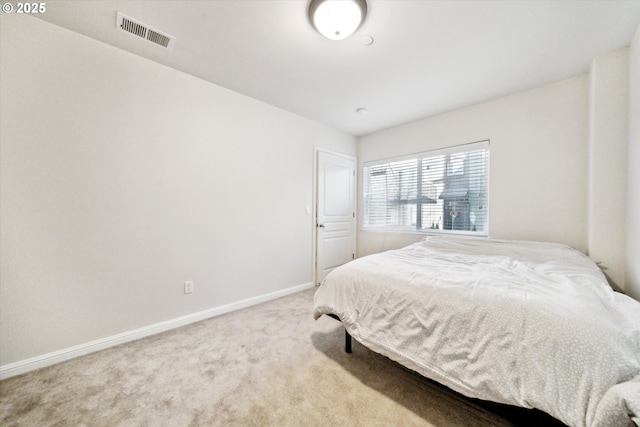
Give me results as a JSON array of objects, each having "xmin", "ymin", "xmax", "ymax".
[{"xmin": 361, "ymin": 140, "xmax": 490, "ymax": 237}]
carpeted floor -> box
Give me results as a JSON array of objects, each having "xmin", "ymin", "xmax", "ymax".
[{"xmin": 0, "ymin": 288, "xmax": 564, "ymax": 426}]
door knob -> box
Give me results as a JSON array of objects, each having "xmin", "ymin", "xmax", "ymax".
[{"xmin": 317, "ymin": 224, "xmax": 325, "ymax": 228}]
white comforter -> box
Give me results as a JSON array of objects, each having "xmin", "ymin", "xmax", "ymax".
[{"xmin": 313, "ymin": 237, "xmax": 640, "ymax": 427}]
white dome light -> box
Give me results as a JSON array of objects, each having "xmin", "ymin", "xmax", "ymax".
[{"xmin": 309, "ymin": 0, "xmax": 368, "ymax": 41}]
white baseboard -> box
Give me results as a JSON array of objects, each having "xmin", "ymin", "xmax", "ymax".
[{"xmin": 0, "ymin": 282, "xmax": 314, "ymax": 380}]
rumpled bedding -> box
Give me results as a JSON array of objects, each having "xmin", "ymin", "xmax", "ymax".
[{"xmin": 313, "ymin": 236, "xmax": 640, "ymax": 427}]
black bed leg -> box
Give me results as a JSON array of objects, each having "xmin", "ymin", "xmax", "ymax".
[{"xmin": 326, "ymin": 314, "xmax": 352, "ymax": 354}]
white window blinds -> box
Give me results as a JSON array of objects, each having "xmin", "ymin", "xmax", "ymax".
[{"xmin": 363, "ymin": 140, "xmax": 489, "ymax": 235}]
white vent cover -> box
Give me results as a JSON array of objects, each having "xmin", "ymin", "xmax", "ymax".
[{"xmin": 116, "ymin": 12, "xmax": 175, "ymax": 50}]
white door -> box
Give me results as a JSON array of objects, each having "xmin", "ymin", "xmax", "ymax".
[{"xmin": 316, "ymin": 151, "xmax": 356, "ymax": 285}]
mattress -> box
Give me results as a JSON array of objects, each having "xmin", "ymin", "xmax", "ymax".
[{"xmin": 313, "ymin": 236, "xmax": 640, "ymax": 427}]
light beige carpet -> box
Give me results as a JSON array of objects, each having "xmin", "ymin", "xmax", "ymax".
[{"xmin": 0, "ymin": 288, "xmax": 561, "ymax": 426}]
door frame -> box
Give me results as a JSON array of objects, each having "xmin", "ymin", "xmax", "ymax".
[{"xmin": 312, "ymin": 147, "xmax": 357, "ymax": 286}]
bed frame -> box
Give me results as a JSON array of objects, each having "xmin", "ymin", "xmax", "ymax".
[{"xmin": 327, "ymin": 314, "xmax": 352, "ymax": 353}]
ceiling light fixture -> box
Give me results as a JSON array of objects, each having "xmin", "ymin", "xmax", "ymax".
[{"xmin": 309, "ymin": 0, "xmax": 368, "ymax": 41}]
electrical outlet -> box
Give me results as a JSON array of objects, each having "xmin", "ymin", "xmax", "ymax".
[{"xmin": 184, "ymin": 280, "xmax": 194, "ymax": 294}]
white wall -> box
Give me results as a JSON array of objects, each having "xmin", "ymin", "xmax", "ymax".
[
  {"xmin": 358, "ymin": 76, "xmax": 590, "ymax": 257},
  {"xmin": 0, "ymin": 16, "xmax": 356, "ymax": 367},
  {"xmin": 588, "ymin": 49, "xmax": 629, "ymax": 291},
  {"xmin": 626, "ymin": 25, "xmax": 640, "ymax": 300}
]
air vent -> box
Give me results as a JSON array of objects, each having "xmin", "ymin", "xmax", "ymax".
[{"xmin": 116, "ymin": 12, "xmax": 175, "ymax": 50}]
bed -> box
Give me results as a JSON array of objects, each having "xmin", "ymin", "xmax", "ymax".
[{"xmin": 313, "ymin": 236, "xmax": 640, "ymax": 427}]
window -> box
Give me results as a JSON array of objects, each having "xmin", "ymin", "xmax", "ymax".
[{"xmin": 363, "ymin": 140, "xmax": 489, "ymax": 235}]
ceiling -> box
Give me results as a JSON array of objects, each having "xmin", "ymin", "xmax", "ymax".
[{"xmin": 35, "ymin": 1, "xmax": 640, "ymax": 137}]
